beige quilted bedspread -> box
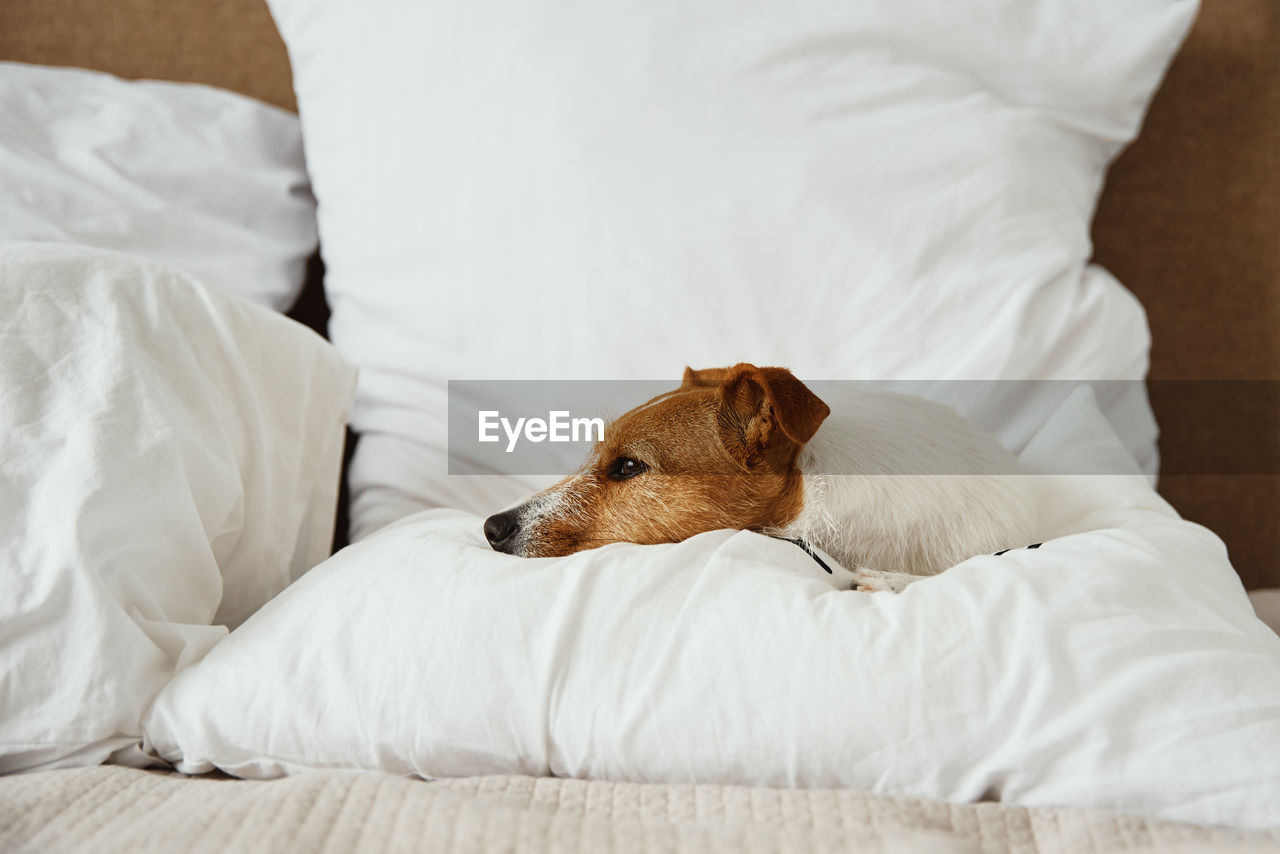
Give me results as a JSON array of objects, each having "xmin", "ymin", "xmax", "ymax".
[{"xmin": 1, "ymin": 766, "xmax": 1277, "ymax": 854}]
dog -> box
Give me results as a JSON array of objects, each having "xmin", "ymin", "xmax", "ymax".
[{"xmin": 483, "ymin": 363, "xmax": 1035, "ymax": 592}]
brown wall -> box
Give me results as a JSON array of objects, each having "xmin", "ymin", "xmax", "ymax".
[{"xmin": 1091, "ymin": 0, "xmax": 1280, "ymax": 588}]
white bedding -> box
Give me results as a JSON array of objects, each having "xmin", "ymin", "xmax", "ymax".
[
  {"xmin": 0, "ymin": 62, "xmax": 316, "ymax": 311},
  {"xmin": 144, "ymin": 388, "xmax": 1280, "ymax": 829},
  {"xmin": 0, "ymin": 241, "xmax": 356, "ymax": 773}
]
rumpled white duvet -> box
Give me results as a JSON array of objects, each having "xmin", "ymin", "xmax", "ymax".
[
  {"xmin": 0, "ymin": 241, "xmax": 356, "ymax": 772},
  {"xmin": 144, "ymin": 388, "xmax": 1280, "ymax": 830}
]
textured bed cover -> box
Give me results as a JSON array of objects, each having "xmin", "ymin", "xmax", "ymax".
[{"xmin": 2, "ymin": 767, "xmax": 1276, "ymax": 854}]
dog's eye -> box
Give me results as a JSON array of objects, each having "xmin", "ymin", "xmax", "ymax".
[{"xmin": 607, "ymin": 456, "xmax": 648, "ymax": 481}]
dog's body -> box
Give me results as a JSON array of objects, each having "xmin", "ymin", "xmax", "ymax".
[
  {"xmin": 780, "ymin": 392, "xmax": 1034, "ymax": 589},
  {"xmin": 485, "ymin": 364, "xmax": 1035, "ymax": 590}
]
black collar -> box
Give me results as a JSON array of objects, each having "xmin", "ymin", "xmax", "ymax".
[{"xmin": 770, "ymin": 536, "xmax": 833, "ymax": 574}]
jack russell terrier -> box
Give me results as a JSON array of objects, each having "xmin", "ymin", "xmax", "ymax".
[{"xmin": 483, "ymin": 363, "xmax": 1035, "ymax": 592}]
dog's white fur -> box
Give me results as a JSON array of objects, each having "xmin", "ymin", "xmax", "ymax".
[{"xmin": 777, "ymin": 390, "xmax": 1035, "ymax": 588}]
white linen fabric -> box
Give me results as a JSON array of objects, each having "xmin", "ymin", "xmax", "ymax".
[
  {"xmin": 144, "ymin": 387, "xmax": 1280, "ymax": 830},
  {"xmin": 0, "ymin": 242, "xmax": 357, "ymax": 773},
  {"xmin": 0, "ymin": 62, "xmax": 317, "ymax": 311},
  {"xmin": 266, "ymin": 0, "xmax": 1197, "ymax": 540}
]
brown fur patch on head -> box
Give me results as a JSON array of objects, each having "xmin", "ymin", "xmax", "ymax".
[{"xmin": 510, "ymin": 364, "xmax": 830, "ymax": 557}]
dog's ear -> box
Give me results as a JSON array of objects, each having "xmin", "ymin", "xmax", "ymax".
[
  {"xmin": 716, "ymin": 363, "xmax": 829, "ymax": 469},
  {"xmin": 681, "ymin": 366, "xmax": 729, "ymax": 389}
]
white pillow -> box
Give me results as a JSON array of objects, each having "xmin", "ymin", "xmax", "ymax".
[
  {"xmin": 266, "ymin": 0, "xmax": 1195, "ymax": 539},
  {"xmin": 144, "ymin": 388, "xmax": 1280, "ymax": 830},
  {"xmin": 0, "ymin": 62, "xmax": 317, "ymax": 311},
  {"xmin": 0, "ymin": 242, "xmax": 357, "ymax": 773}
]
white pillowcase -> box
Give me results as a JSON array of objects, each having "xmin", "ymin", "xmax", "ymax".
[
  {"xmin": 143, "ymin": 387, "xmax": 1280, "ymax": 829},
  {"xmin": 0, "ymin": 242, "xmax": 357, "ymax": 773},
  {"xmin": 266, "ymin": 0, "xmax": 1195, "ymax": 539},
  {"xmin": 0, "ymin": 62, "xmax": 317, "ymax": 311}
]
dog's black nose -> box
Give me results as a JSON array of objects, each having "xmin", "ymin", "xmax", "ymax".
[{"xmin": 484, "ymin": 510, "xmax": 521, "ymax": 551}]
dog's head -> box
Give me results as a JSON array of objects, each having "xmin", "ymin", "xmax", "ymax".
[{"xmin": 483, "ymin": 363, "xmax": 830, "ymax": 557}]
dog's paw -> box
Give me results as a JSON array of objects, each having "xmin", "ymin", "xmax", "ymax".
[
  {"xmin": 852, "ymin": 567, "xmax": 891, "ymax": 593},
  {"xmin": 852, "ymin": 568, "xmax": 919, "ymax": 594}
]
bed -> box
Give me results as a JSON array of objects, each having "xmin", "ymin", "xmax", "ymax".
[{"xmin": 1, "ymin": 2, "xmax": 1277, "ymax": 851}]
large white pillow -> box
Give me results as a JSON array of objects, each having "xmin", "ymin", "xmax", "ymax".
[
  {"xmin": 0, "ymin": 242, "xmax": 357, "ymax": 773},
  {"xmin": 144, "ymin": 388, "xmax": 1280, "ymax": 830},
  {"xmin": 266, "ymin": 0, "xmax": 1195, "ymax": 539},
  {"xmin": 0, "ymin": 62, "xmax": 317, "ymax": 311}
]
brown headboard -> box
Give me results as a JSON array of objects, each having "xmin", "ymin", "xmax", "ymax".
[
  {"xmin": 3, "ymin": 1, "xmax": 1276, "ymax": 587},
  {"xmin": 0, "ymin": 1, "xmax": 296, "ymax": 110},
  {"xmin": 1091, "ymin": 1, "xmax": 1279, "ymax": 590}
]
